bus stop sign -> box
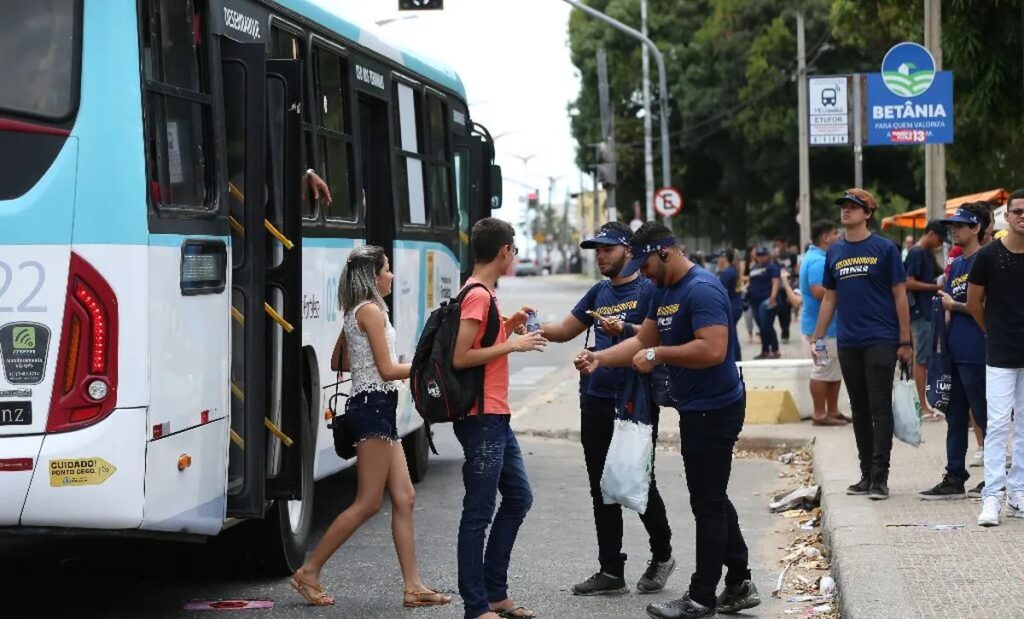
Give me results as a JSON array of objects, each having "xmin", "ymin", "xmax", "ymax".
[{"xmin": 654, "ymin": 187, "xmax": 683, "ymax": 217}]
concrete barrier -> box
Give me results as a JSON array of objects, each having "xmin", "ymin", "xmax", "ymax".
[
  {"xmin": 744, "ymin": 389, "xmax": 801, "ymax": 424},
  {"xmin": 738, "ymin": 359, "xmax": 814, "ymax": 420}
]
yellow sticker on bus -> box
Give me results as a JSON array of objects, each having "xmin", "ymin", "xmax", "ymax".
[{"xmin": 48, "ymin": 457, "xmax": 117, "ymax": 487}]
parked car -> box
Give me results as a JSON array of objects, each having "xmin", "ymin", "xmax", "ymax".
[{"xmin": 515, "ymin": 258, "xmax": 543, "ymax": 277}]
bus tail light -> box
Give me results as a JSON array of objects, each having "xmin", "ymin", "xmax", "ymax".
[{"xmin": 47, "ymin": 253, "xmax": 119, "ymax": 433}]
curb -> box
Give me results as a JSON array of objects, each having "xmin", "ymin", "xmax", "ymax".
[{"xmin": 811, "ymin": 437, "xmax": 910, "ymax": 619}]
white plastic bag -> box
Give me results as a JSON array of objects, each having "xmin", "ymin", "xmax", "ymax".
[
  {"xmin": 600, "ymin": 419, "xmax": 653, "ymax": 514},
  {"xmin": 893, "ymin": 370, "xmax": 922, "ymax": 447}
]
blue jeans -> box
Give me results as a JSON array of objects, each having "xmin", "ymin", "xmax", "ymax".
[
  {"xmin": 453, "ymin": 416, "xmax": 533, "ymax": 619},
  {"xmin": 945, "ymin": 362, "xmax": 987, "ymax": 483},
  {"xmin": 754, "ymin": 299, "xmax": 779, "ymax": 355}
]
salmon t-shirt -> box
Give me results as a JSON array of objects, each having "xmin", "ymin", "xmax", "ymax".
[{"xmin": 459, "ymin": 278, "xmax": 511, "ymax": 415}]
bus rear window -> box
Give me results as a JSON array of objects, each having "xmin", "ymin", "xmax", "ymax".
[{"xmin": 0, "ymin": 0, "xmax": 81, "ymax": 121}]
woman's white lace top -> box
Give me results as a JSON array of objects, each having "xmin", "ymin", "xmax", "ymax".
[{"xmin": 345, "ymin": 301, "xmax": 400, "ymax": 394}]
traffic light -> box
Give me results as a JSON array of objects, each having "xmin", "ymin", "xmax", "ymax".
[
  {"xmin": 527, "ymin": 191, "xmax": 539, "ymax": 208},
  {"xmin": 399, "ymin": 0, "xmax": 443, "ymax": 10}
]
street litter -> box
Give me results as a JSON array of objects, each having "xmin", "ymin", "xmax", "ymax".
[
  {"xmin": 769, "ymin": 486, "xmax": 821, "ymax": 512},
  {"xmin": 184, "ymin": 600, "xmax": 274, "ymax": 611},
  {"xmin": 772, "ymin": 562, "xmax": 794, "ymax": 598},
  {"xmin": 819, "ymin": 575, "xmax": 836, "ymax": 595},
  {"xmin": 781, "ymin": 509, "xmax": 809, "ymax": 519},
  {"xmin": 885, "ymin": 522, "xmax": 966, "ymax": 530},
  {"xmin": 786, "ymin": 595, "xmax": 833, "ymax": 604},
  {"xmin": 779, "ymin": 451, "xmax": 796, "ymax": 464}
]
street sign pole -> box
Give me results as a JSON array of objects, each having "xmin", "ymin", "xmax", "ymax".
[
  {"xmin": 853, "ymin": 73, "xmax": 863, "ymax": 188},
  {"xmin": 797, "ymin": 11, "xmax": 811, "ymax": 250},
  {"xmin": 924, "ymin": 0, "xmax": 946, "ymax": 222}
]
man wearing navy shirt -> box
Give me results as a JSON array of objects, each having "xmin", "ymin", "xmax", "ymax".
[
  {"xmin": 540, "ymin": 221, "xmax": 675, "ymax": 597},
  {"xmin": 920, "ymin": 203, "xmax": 991, "ymax": 500},
  {"xmin": 576, "ymin": 222, "xmax": 759, "ymax": 619},
  {"xmin": 812, "ymin": 188, "xmax": 913, "ymax": 501},
  {"xmin": 747, "ymin": 247, "xmax": 781, "ymax": 359},
  {"xmin": 714, "ymin": 249, "xmax": 744, "ymax": 362},
  {"xmin": 904, "ymin": 219, "xmax": 947, "ymax": 419}
]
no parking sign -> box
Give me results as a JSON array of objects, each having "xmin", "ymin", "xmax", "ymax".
[{"xmin": 653, "ymin": 187, "xmax": 683, "ymax": 217}]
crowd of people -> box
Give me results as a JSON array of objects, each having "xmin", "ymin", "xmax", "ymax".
[{"xmin": 290, "ymin": 186, "xmax": 1024, "ymax": 617}]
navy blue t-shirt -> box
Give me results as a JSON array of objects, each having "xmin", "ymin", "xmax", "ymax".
[
  {"xmin": 718, "ymin": 265, "xmax": 743, "ymax": 317},
  {"xmin": 946, "ymin": 253, "xmax": 985, "ymax": 365},
  {"xmin": 647, "ymin": 266, "xmax": 744, "ymax": 413},
  {"xmin": 822, "ymin": 234, "xmax": 907, "ymax": 348},
  {"xmin": 747, "ymin": 262, "xmax": 779, "ymax": 301},
  {"xmin": 572, "ymin": 277, "xmax": 656, "ymax": 399},
  {"xmin": 904, "ymin": 245, "xmax": 938, "ymax": 320}
]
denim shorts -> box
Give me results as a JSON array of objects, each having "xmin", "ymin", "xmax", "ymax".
[
  {"xmin": 344, "ymin": 390, "xmax": 399, "ymax": 444},
  {"xmin": 911, "ymin": 318, "xmax": 933, "ymax": 366}
]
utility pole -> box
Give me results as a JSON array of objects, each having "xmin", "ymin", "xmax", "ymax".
[
  {"xmin": 852, "ymin": 74, "xmax": 864, "ymax": 188},
  {"xmin": 924, "ymin": 0, "xmax": 946, "ymax": 221},
  {"xmin": 641, "ymin": 0, "xmax": 655, "ymax": 222},
  {"xmin": 796, "ymin": 11, "xmax": 811, "ymax": 250},
  {"xmin": 596, "ymin": 48, "xmax": 617, "ymax": 221}
]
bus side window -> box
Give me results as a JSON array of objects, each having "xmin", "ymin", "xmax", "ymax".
[
  {"xmin": 425, "ymin": 94, "xmax": 453, "ymax": 229},
  {"xmin": 140, "ymin": 0, "xmax": 213, "ymax": 213},
  {"xmin": 393, "ymin": 83, "xmax": 428, "ymax": 227},
  {"xmin": 312, "ymin": 45, "xmax": 356, "ymax": 222}
]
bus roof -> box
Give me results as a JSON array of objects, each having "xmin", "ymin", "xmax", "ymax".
[{"xmin": 276, "ymin": 0, "xmax": 467, "ymax": 99}]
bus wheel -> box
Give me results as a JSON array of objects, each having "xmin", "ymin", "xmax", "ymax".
[
  {"xmin": 403, "ymin": 424, "xmax": 430, "ymax": 484},
  {"xmin": 262, "ymin": 390, "xmax": 316, "ymax": 574}
]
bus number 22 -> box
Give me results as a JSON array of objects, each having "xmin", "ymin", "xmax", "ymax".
[{"xmin": 0, "ymin": 261, "xmax": 46, "ymax": 313}]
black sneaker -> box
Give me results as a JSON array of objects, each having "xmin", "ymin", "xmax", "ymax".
[
  {"xmin": 637, "ymin": 556, "xmax": 676, "ymax": 594},
  {"xmin": 968, "ymin": 481, "xmax": 985, "ymax": 498},
  {"xmin": 646, "ymin": 594, "xmax": 716, "ymax": 619},
  {"xmin": 919, "ymin": 475, "xmax": 966, "ymax": 500},
  {"xmin": 572, "ymin": 571, "xmax": 628, "ymax": 596},
  {"xmin": 846, "ymin": 477, "xmax": 871, "ymax": 495},
  {"xmin": 868, "ymin": 475, "xmax": 889, "ymax": 500},
  {"xmin": 716, "ymin": 580, "xmax": 761, "ymax": 614}
]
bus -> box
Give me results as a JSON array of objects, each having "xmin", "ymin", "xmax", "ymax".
[{"xmin": 0, "ymin": 0, "xmax": 502, "ymax": 573}]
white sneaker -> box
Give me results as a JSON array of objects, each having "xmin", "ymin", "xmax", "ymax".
[
  {"xmin": 979, "ymin": 495, "xmax": 1002, "ymax": 527},
  {"xmin": 1008, "ymin": 492, "xmax": 1024, "ymax": 518},
  {"xmin": 970, "ymin": 450, "xmax": 984, "ymax": 467}
]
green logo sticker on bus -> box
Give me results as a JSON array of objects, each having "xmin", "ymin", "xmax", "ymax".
[{"xmin": 12, "ymin": 326, "xmax": 35, "ymax": 350}]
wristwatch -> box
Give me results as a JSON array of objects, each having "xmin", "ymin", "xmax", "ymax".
[
  {"xmin": 304, "ymin": 168, "xmax": 316, "ymax": 177},
  {"xmin": 645, "ymin": 348, "xmax": 658, "ymax": 364}
]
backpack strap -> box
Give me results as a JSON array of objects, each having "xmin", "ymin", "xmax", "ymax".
[{"xmin": 457, "ymin": 282, "xmax": 502, "ymax": 418}]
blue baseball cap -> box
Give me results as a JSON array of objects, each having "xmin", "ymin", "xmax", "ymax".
[
  {"xmin": 580, "ymin": 224, "xmax": 631, "ymax": 249},
  {"xmin": 619, "ymin": 237, "xmax": 678, "ymax": 277},
  {"xmin": 941, "ymin": 208, "xmax": 982, "ymax": 227},
  {"xmin": 754, "ymin": 246, "xmax": 770, "ymax": 256}
]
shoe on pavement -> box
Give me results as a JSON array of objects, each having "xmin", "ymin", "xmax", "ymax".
[
  {"xmin": 646, "ymin": 594, "xmax": 716, "ymax": 619},
  {"xmin": 1007, "ymin": 492, "xmax": 1024, "ymax": 518},
  {"xmin": 919, "ymin": 475, "xmax": 966, "ymax": 500},
  {"xmin": 978, "ymin": 495, "xmax": 1002, "ymax": 527},
  {"xmin": 868, "ymin": 475, "xmax": 889, "ymax": 500},
  {"xmin": 812, "ymin": 417, "xmax": 847, "ymax": 427},
  {"xmin": 637, "ymin": 557, "xmax": 676, "ymax": 594},
  {"xmin": 970, "ymin": 450, "xmax": 984, "ymax": 467},
  {"xmin": 572, "ymin": 571, "xmax": 628, "ymax": 596},
  {"xmin": 846, "ymin": 477, "xmax": 871, "ymax": 495},
  {"xmin": 968, "ymin": 481, "xmax": 985, "ymax": 499},
  {"xmin": 716, "ymin": 580, "xmax": 761, "ymax": 614}
]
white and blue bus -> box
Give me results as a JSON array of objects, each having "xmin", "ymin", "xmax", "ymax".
[{"xmin": 0, "ymin": 0, "xmax": 501, "ymax": 572}]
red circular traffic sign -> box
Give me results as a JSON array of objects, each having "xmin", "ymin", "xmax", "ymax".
[{"xmin": 654, "ymin": 187, "xmax": 683, "ymax": 217}]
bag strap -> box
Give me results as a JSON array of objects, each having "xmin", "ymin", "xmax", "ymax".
[{"xmin": 458, "ymin": 282, "xmax": 500, "ymax": 418}]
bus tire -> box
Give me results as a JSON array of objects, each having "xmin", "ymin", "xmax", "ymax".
[
  {"xmin": 403, "ymin": 423, "xmax": 430, "ymax": 484},
  {"xmin": 261, "ymin": 390, "xmax": 316, "ymax": 575}
]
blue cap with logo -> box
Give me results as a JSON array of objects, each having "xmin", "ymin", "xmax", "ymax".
[
  {"xmin": 580, "ymin": 224, "xmax": 631, "ymax": 249},
  {"xmin": 941, "ymin": 208, "xmax": 982, "ymax": 227},
  {"xmin": 754, "ymin": 246, "xmax": 770, "ymax": 256},
  {"xmin": 619, "ymin": 237, "xmax": 678, "ymax": 277}
]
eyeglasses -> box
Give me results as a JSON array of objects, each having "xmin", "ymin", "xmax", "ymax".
[
  {"xmin": 1008, "ymin": 208, "xmax": 1024, "ymax": 218},
  {"xmin": 509, "ymin": 244, "xmax": 519, "ymax": 255}
]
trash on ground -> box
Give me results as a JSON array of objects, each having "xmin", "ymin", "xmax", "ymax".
[
  {"xmin": 779, "ymin": 451, "xmax": 796, "ymax": 464},
  {"xmin": 772, "ymin": 562, "xmax": 794, "ymax": 598},
  {"xmin": 781, "ymin": 509, "xmax": 810, "ymax": 519},
  {"xmin": 819, "ymin": 575, "xmax": 836, "ymax": 595},
  {"xmin": 184, "ymin": 600, "xmax": 275, "ymax": 611},
  {"xmin": 885, "ymin": 522, "xmax": 966, "ymax": 530},
  {"xmin": 769, "ymin": 486, "xmax": 821, "ymax": 513},
  {"xmin": 786, "ymin": 594, "xmax": 834, "ymax": 604}
]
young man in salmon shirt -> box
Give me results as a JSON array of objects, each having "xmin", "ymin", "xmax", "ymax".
[{"xmin": 451, "ymin": 217, "xmax": 548, "ymax": 619}]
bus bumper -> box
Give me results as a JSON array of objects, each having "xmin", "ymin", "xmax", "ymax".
[{"xmin": 20, "ymin": 408, "xmax": 146, "ymax": 528}]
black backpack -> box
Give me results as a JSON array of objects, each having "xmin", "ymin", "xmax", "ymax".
[{"xmin": 411, "ymin": 283, "xmax": 500, "ymax": 430}]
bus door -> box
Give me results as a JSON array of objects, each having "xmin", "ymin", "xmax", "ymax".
[
  {"xmin": 453, "ymin": 121, "xmax": 502, "ymax": 280},
  {"xmin": 357, "ymin": 93, "xmax": 396, "ymax": 314},
  {"xmin": 221, "ymin": 41, "xmax": 307, "ymax": 517}
]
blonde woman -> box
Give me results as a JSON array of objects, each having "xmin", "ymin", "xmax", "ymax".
[{"xmin": 290, "ymin": 245, "xmax": 451, "ymax": 610}]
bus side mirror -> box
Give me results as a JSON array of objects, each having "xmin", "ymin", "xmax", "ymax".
[{"xmin": 489, "ymin": 165, "xmax": 503, "ymax": 209}]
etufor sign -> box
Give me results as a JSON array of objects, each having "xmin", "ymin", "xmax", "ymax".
[{"xmin": 866, "ymin": 42, "xmax": 953, "ymax": 146}]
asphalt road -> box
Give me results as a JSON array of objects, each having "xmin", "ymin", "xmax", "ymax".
[{"xmin": 3, "ymin": 275, "xmax": 792, "ymax": 619}]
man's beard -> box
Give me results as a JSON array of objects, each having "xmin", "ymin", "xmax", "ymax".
[{"xmin": 600, "ymin": 257, "xmax": 626, "ymax": 277}]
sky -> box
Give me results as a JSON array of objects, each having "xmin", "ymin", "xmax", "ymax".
[{"xmin": 329, "ymin": 0, "xmax": 585, "ymax": 233}]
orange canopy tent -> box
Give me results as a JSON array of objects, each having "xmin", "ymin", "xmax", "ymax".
[{"xmin": 881, "ymin": 189, "xmax": 1009, "ymax": 230}]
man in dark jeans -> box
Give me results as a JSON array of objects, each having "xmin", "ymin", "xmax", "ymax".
[
  {"xmin": 747, "ymin": 247, "xmax": 781, "ymax": 359},
  {"xmin": 774, "ymin": 239, "xmax": 798, "ymax": 342},
  {"xmin": 904, "ymin": 219, "xmax": 947, "ymax": 419},
  {"xmin": 541, "ymin": 222, "xmax": 675, "ymax": 596},
  {"xmin": 452, "ymin": 218, "xmax": 548, "ymax": 619},
  {"xmin": 812, "ymin": 188, "xmax": 913, "ymax": 501},
  {"xmin": 577, "ymin": 222, "xmax": 760, "ymax": 619}
]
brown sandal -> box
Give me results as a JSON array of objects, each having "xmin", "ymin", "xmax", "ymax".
[
  {"xmin": 403, "ymin": 588, "xmax": 453, "ymax": 608},
  {"xmin": 290, "ymin": 574, "xmax": 335, "ymax": 606}
]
